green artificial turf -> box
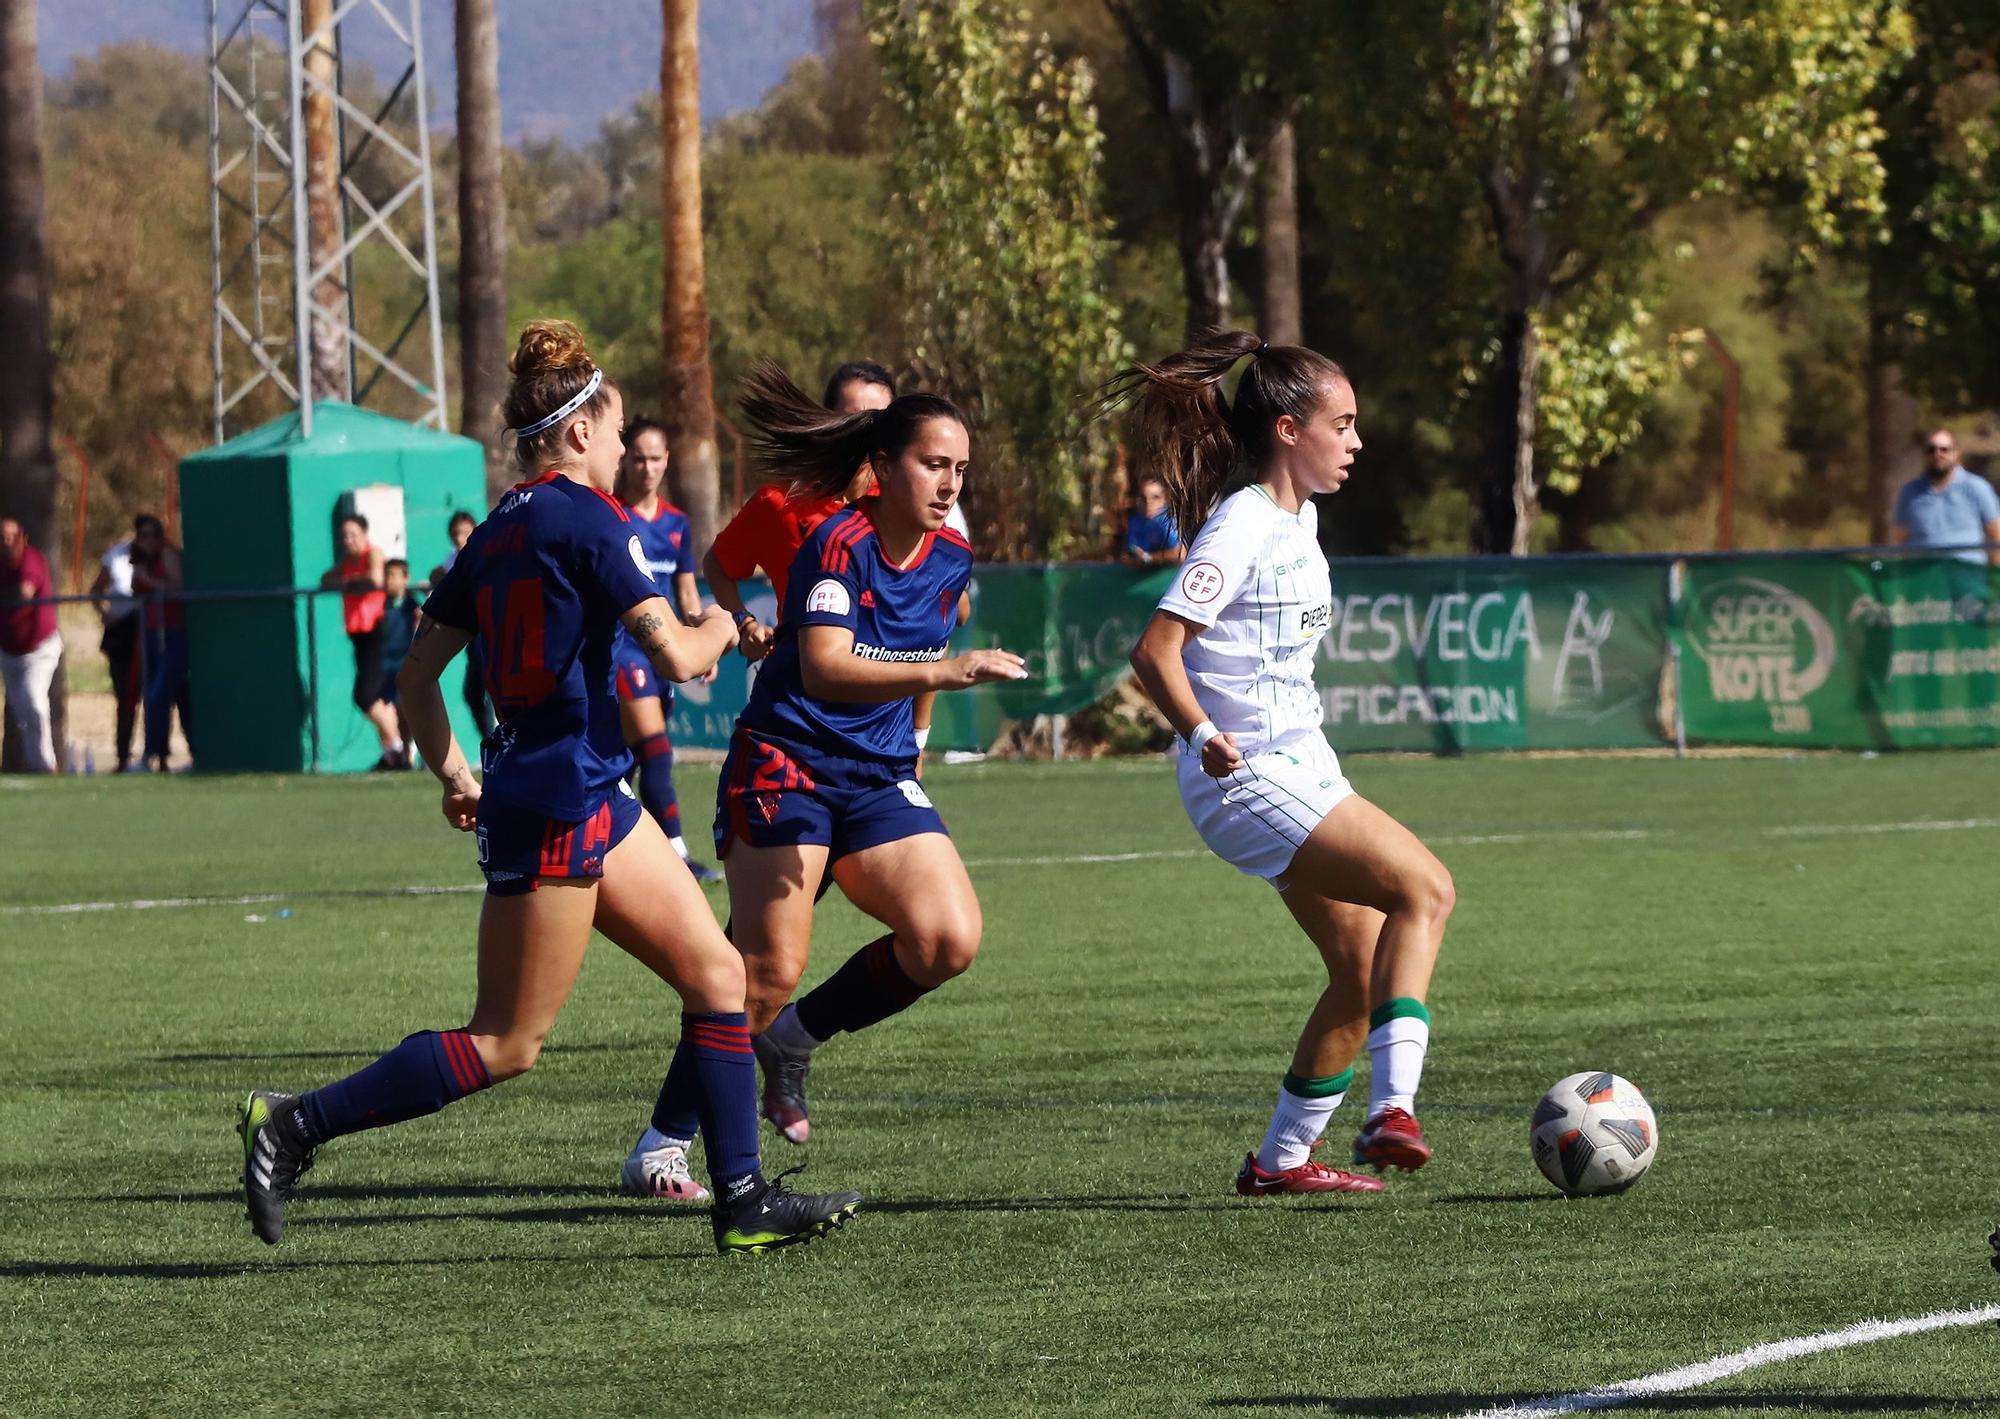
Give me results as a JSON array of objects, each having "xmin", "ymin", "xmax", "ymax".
[{"xmin": 2, "ymin": 754, "xmax": 1997, "ymax": 1417}]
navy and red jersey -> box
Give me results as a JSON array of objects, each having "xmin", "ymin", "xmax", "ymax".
[
  {"xmin": 424, "ymin": 471, "xmax": 660, "ymax": 820},
  {"xmin": 736, "ymin": 505, "xmax": 973, "ymax": 766},
  {"xmin": 612, "ymin": 497, "xmax": 692, "ymax": 671}
]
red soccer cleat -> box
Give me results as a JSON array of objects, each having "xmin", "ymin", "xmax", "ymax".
[
  {"xmin": 1352, "ymin": 1106, "xmax": 1432, "ymax": 1171},
  {"xmin": 1235, "ymin": 1147, "xmax": 1385, "ymax": 1196}
]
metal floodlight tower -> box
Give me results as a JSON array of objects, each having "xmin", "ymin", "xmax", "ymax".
[{"xmin": 207, "ymin": 0, "xmax": 449, "ymax": 442}]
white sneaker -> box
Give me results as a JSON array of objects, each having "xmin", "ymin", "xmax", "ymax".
[{"xmin": 620, "ymin": 1141, "xmax": 709, "ymax": 1202}]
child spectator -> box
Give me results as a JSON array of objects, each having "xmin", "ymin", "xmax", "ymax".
[{"xmin": 378, "ymin": 558, "xmax": 420, "ymax": 768}]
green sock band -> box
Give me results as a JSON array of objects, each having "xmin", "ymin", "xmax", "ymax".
[
  {"xmin": 1281, "ymin": 1067, "xmax": 1355, "ymax": 1099},
  {"xmin": 1370, "ymin": 997, "xmax": 1431, "ymax": 1030}
]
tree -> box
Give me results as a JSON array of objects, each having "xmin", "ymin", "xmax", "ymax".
[
  {"xmin": 455, "ymin": 0, "xmax": 508, "ymax": 497},
  {"xmin": 869, "ymin": 0, "xmax": 1128, "ymax": 558},
  {"xmin": 1256, "ymin": 115, "xmax": 1301, "ymax": 346},
  {"xmin": 1432, "ymin": 0, "xmax": 1911, "ymax": 552},
  {"xmin": 0, "ymin": 0, "xmax": 61, "ymax": 768},
  {"xmin": 660, "ymin": 0, "xmax": 721, "ymax": 557}
]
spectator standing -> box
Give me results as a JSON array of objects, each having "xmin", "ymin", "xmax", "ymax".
[
  {"xmin": 90, "ymin": 518, "xmax": 145, "ymax": 770},
  {"xmin": 1893, "ymin": 429, "xmax": 2000, "ymax": 566},
  {"xmin": 129, "ymin": 515, "xmax": 192, "ymax": 772},
  {"xmin": 0, "ymin": 518, "xmax": 61, "ymax": 774},
  {"xmin": 430, "ymin": 509, "xmax": 493, "ymax": 739},
  {"xmin": 320, "ymin": 514, "xmax": 404, "ymax": 770},
  {"xmin": 1124, "ymin": 475, "xmax": 1183, "ymax": 566},
  {"xmin": 377, "ymin": 558, "xmax": 420, "ymax": 767}
]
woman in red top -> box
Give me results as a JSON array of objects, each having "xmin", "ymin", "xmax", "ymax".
[
  {"xmin": 319, "ymin": 513, "xmax": 403, "ymax": 769},
  {"xmin": 702, "ymin": 361, "xmax": 892, "ymax": 659}
]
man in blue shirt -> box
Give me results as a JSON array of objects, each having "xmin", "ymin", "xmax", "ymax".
[
  {"xmin": 1124, "ymin": 474, "xmax": 1182, "ymax": 565},
  {"xmin": 1893, "ymin": 429, "xmax": 2000, "ymax": 566}
]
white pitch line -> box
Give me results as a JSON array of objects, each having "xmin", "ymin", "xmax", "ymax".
[
  {"xmin": 1451, "ymin": 1303, "xmax": 2000, "ymax": 1419},
  {"xmin": 5, "ymin": 815, "xmax": 1997, "ymax": 917},
  {"xmin": 1765, "ymin": 816, "xmax": 2000, "ymax": 838}
]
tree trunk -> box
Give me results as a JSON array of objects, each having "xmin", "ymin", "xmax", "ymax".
[
  {"xmin": 1257, "ymin": 117, "xmax": 1302, "ymax": 346},
  {"xmin": 302, "ymin": 0, "xmax": 348, "ymax": 403},
  {"xmin": 455, "ymin": 0, "xmax": 509, "ymax": 500},
  {"xmin": 0, "ymin": 0, "xmax": 63, "ymax": 770},
  {"xmin": 1864, "ymin": 283, "xmax": 1916, "ymax": 546},
  {"xmin": 1478, "ymin": 307, "xmax": 1541, "ymax": 555},
  {"xmin": 660, "ymin": 0, "xmax": 719, "ymax": 555}
]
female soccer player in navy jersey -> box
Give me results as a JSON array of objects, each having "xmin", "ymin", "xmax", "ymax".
[
  {"xmin": 622, "ymin": 361, "xmax": 1023, "ymax": 1170},
  {"xmin": 237, "ymin": 322, "xmax": 861, "ymax": 1254},
  {"xmin": 1105, "ymin": 329, "xmax": 1456, "ymax": 1197},
  {"xmin": 610, "ymin": 416, "xmax": 723, "ymax": 887}
]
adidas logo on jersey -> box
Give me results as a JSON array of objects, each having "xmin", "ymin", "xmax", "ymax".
[{"xmin": 859, "ymin": 589, "xmax": 877, "ymax": 608}]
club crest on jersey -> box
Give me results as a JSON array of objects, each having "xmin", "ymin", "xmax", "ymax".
[
  {"xmin": 1181, "ymin": 560, "xmax": 1225, "ymax": 604},
  {"xmin": 628, "ymin": 535, "xmax": 654, "ymax": 581},
  {"xmin": 807, "ymin": 578, "xmax": 852, "ymax": 615}
]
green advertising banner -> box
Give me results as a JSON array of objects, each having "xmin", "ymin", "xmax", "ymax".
[
  {"xmin": 1313, "ymin": 560, "xmax": 1671, "ymax": 752},
  {"xmin": 673, "ymin": 560, "xmax": 1675, "ymax": 755},
  {"xmin": 1674, "ymin": 556, "xmax": 2000, "ymax": 749}
]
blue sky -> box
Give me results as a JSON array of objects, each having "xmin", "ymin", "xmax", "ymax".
[{"xmin": 40, "ymin": 0, "xmax": 818, "ymax": 144}]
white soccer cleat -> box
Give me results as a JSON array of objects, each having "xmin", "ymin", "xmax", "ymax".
[{"xmin": 620, "ymin": 1140, "xmax": 710, "ymax": 1203}]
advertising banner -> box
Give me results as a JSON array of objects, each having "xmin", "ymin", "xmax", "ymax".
[
  {"xmin": 1674, "ymin": 556, "xmax": 2000, "ymax": 749},
  {"xmin": 1312, "ymin": 560, "xmax": 1671, "ymax": 753}
]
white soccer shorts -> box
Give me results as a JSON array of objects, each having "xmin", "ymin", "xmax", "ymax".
[{"xmin": 1177, "ymin": 733, "xmax": 1354, "ymax": 884}]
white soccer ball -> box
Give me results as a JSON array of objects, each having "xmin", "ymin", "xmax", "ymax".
[{"xmin": 1529, "ymin": 1072, "xmax": 1658, "ymax": 1197}]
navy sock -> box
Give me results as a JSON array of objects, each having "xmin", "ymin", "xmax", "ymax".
[
  {"xmin": 636, "ymin": 732, "xmax": 680, "ymax": 838},
  {"xmin": 670, "ymin": 1012, "xmax": 762, "ymax": 1199},
  {"xmin": 794, "ymin": 935, "xmax": 933, "ymax": 1042},
  {"xmin": 648, "ymin": 1040, "xmax": 700, "ymax": 1143},
  {"xmin": 298, "ymin": 1029, "xmax": 491, "ymax": 1143}
]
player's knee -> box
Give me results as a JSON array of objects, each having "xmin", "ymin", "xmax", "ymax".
[
  {"xmin": 907, "ymin": 908, "xmax": 982, "ymax": 981},
  {"xmin": 476, "ymin": 1031, "xmax": 546, "ymax": 1082},
  {"xmin": 681, "ymin": 946, "xmax": 746, "ymax": 1014},
  {"xmin": 1411, "ymin": 862, "xmax": 1456, "ymax": 929}
]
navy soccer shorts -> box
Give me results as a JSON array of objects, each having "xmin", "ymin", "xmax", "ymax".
[
  {"xmin": 713, "ymin": 729, "xmax": 946, "ymax": 861},
  {"xmin": 477, "ymin": 783, "xmax": 644, "ymax": 896},
  {"xmin": 613, "ymin": 645, "xmax": 673, "ymax": 708}
]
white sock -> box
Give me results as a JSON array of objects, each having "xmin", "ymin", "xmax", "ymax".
[
  {"xmin": 1366, "ymin": 1014, "xmax": 1431, "ymax": 1119},
  {"xmin": 763, "ymin": 1002, "xmax": 823, "ymax": 1056},
  {"xmin": 1254, "ymin": 1078, "xmax": 1347, "ymax": 1172},
  {"xmin": 633, "ymin": 1126, "xmax": 687, "ymax": 1155},
  {"xmin": 669, "ymin": 835, "xmax": 690, "ymax": 860}
]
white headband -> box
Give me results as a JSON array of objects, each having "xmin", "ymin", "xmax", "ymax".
[{"xmin": 514, "ymin": 367, "xmax": 603, "ymax": 439}]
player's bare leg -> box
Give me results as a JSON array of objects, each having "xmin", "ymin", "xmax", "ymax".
[{"xmin": 1283, "ymin": 796, "xmax": 1454, "ymax": 1171}]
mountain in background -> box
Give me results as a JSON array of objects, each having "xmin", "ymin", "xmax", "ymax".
[{"xmin": 39, "ymin": 0, "xmax": 817, "ymax": 143}]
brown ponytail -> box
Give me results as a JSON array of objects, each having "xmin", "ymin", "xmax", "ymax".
[
  {"xmin": 739, "ymin": 359, "xmax": 967, "ymax": 500},
  {"xmin": 1095, "ymin": 327, "xmax": 1347, "ymax": 536},
  {"xmin": 504, "ymin": 319, "xmax": 616, "ymax": 474}
]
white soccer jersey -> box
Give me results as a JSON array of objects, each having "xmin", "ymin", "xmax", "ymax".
[{"xmin": 1156, "ymin": 485, "xmax": 1332, "ymax": 753}]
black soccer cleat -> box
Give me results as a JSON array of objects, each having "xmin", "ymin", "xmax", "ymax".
[
  {"xmin": 238, "ymin": 1090, "xmax": 315, "ymax": 1245},
  {"xmin": 753, "ymin": 1028, "xmax": 813, "ymax": 1145},
  {"xmin": 711, "ymin": 1167, "xmax": 861, "ymax": 1256}
]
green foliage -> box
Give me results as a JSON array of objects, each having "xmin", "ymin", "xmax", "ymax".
[{"xmin": 868, "ymin": 0, "xmax": 1128, "ymax": 559}]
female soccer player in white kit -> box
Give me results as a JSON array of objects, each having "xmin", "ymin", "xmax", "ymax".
[{"xmin": 1108, "ymin": 329, "xmax": 1456, "ymax": 1196}]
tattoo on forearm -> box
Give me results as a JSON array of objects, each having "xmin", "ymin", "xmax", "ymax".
[
  {"xmin": 448, "ymin": 764, "xmax": 474, "ymax": 792},
  {"xmin": 633, "ymin": 611, "xmax": 668, "ymax": 653}
]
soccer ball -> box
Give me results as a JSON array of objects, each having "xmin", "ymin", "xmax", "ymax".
[{"xmin": 1529, "ymin": 1072, "xmax": 1658, "ymax": 1197}]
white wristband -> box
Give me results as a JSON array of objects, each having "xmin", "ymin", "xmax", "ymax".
[
  {"xmin": 1188, "ymin": 719, "xmax": 1220, "ymax": 754},
  {"xmin": 914, "ymin": 726, "xmax": 931, "ymax": 751}
]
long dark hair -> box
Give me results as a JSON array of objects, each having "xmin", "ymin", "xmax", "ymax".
[
  {"xmin": 739, "ymin": 360, "xmax": 966, "ymax": 500},
  {"xmin": 1095, "ymin": 327, "xmax": 1347, "ymax": 535}
]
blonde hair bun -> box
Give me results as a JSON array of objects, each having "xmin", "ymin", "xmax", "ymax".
[{"xmin": 509, "ymin": 319, "xmax": 594, "ymax": 380}]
